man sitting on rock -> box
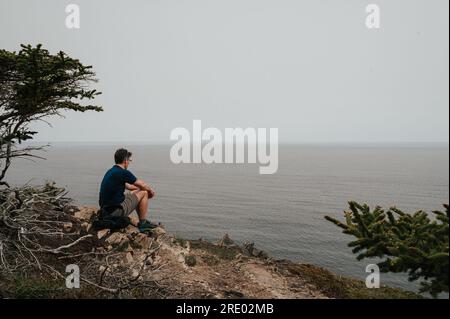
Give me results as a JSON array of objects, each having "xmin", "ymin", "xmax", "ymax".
[{"xmin": 99, "ymin": 148, "xmax": 157, "ymax": 232}]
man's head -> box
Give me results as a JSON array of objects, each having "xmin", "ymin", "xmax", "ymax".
[{"xmin": 114, "ymin": 148, "xmax": 132, "ymax": 169}]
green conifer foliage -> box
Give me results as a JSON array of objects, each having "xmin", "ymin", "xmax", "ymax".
[
  {"xmin": 0, "ymin": 44, "xmax": 102, "ymax": 186},
  {"xmin": 325, "ymin": 202, "xmax": 449, "ymax": 297}
]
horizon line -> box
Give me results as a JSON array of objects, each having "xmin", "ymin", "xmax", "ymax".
[{"xmin": 25, "ymin": 140, "xmax": 450, "ymax": 145}]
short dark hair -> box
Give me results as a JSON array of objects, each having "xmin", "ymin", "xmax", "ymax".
[{"xmin": 114, "ymin": 148, "xmax": 132, "ymax": 164}]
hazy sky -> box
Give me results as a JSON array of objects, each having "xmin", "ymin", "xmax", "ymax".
[{"xmin": 0, "ymin": 0, "xmax": 448, "ymax": 143}]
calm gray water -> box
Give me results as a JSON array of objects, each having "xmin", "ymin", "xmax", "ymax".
[{"xmin": 5, "ymin": 143, "xmax": 449, "ymax": 294}]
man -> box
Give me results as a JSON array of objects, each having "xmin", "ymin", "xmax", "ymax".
[{"xmin": 99, "ymin": 148, "xmax": 157, "ymax": 232}]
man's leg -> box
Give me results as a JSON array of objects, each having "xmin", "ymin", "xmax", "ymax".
[{"xmin": 132, "ymin": 190, "xmax": 149, "ymax": 221}]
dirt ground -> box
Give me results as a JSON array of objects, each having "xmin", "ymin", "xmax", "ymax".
[{"xmin": 149, "ymin": 232, "xmax": 328, "ymax": 299}]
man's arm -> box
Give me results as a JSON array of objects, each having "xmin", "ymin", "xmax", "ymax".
[
  {"xmin": 133, "ymin": 179, "xmax": 155, "ymax": 197},
  {"xmin": 125, "ymin": 183, "xmax": 139, "ymax": 191}
]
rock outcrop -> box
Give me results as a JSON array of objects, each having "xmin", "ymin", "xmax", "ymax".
[{"xmin": 68, "ymin": 206, "xmax": 324, "ymax": 298}]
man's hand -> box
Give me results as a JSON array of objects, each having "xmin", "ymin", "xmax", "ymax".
[{"xmin": 147, "ymin": 188, "xmax": 155, "ymax": 199}]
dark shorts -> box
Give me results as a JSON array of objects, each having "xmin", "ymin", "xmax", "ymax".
[{"xmin": 109, "ymin": 192, "xmax": 139, "ymax": 217}]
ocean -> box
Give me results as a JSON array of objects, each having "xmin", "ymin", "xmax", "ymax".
[{"xmin": 5, "ymin": 143, "xmax": 449, "ymax": 294}]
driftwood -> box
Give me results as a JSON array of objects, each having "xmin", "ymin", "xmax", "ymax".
[{"xmin": 0, "ymin": 182, "xmax": 167, "ymax": 298}]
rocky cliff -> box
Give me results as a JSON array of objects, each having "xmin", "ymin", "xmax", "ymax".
[{"xmin": 70, "ymin": 206, "xmax": 328, "ymax": 298}]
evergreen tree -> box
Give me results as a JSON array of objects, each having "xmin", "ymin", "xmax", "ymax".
[
  {"xmin": 0, "ymin": 44, "xmax": 102, "ymax": 186},
  {"xmin": 325, "ymin": 202, "xmax": 449, "ymax": 297}
]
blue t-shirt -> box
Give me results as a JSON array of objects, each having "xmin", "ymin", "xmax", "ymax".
[{"xmin": 99, "ymin": 165, "xmax": 137, "ymax": 208}]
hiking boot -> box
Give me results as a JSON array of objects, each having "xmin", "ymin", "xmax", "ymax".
[{"xmin": 138, "ymin": 220, "xmax": 159, "ymax": 232}]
